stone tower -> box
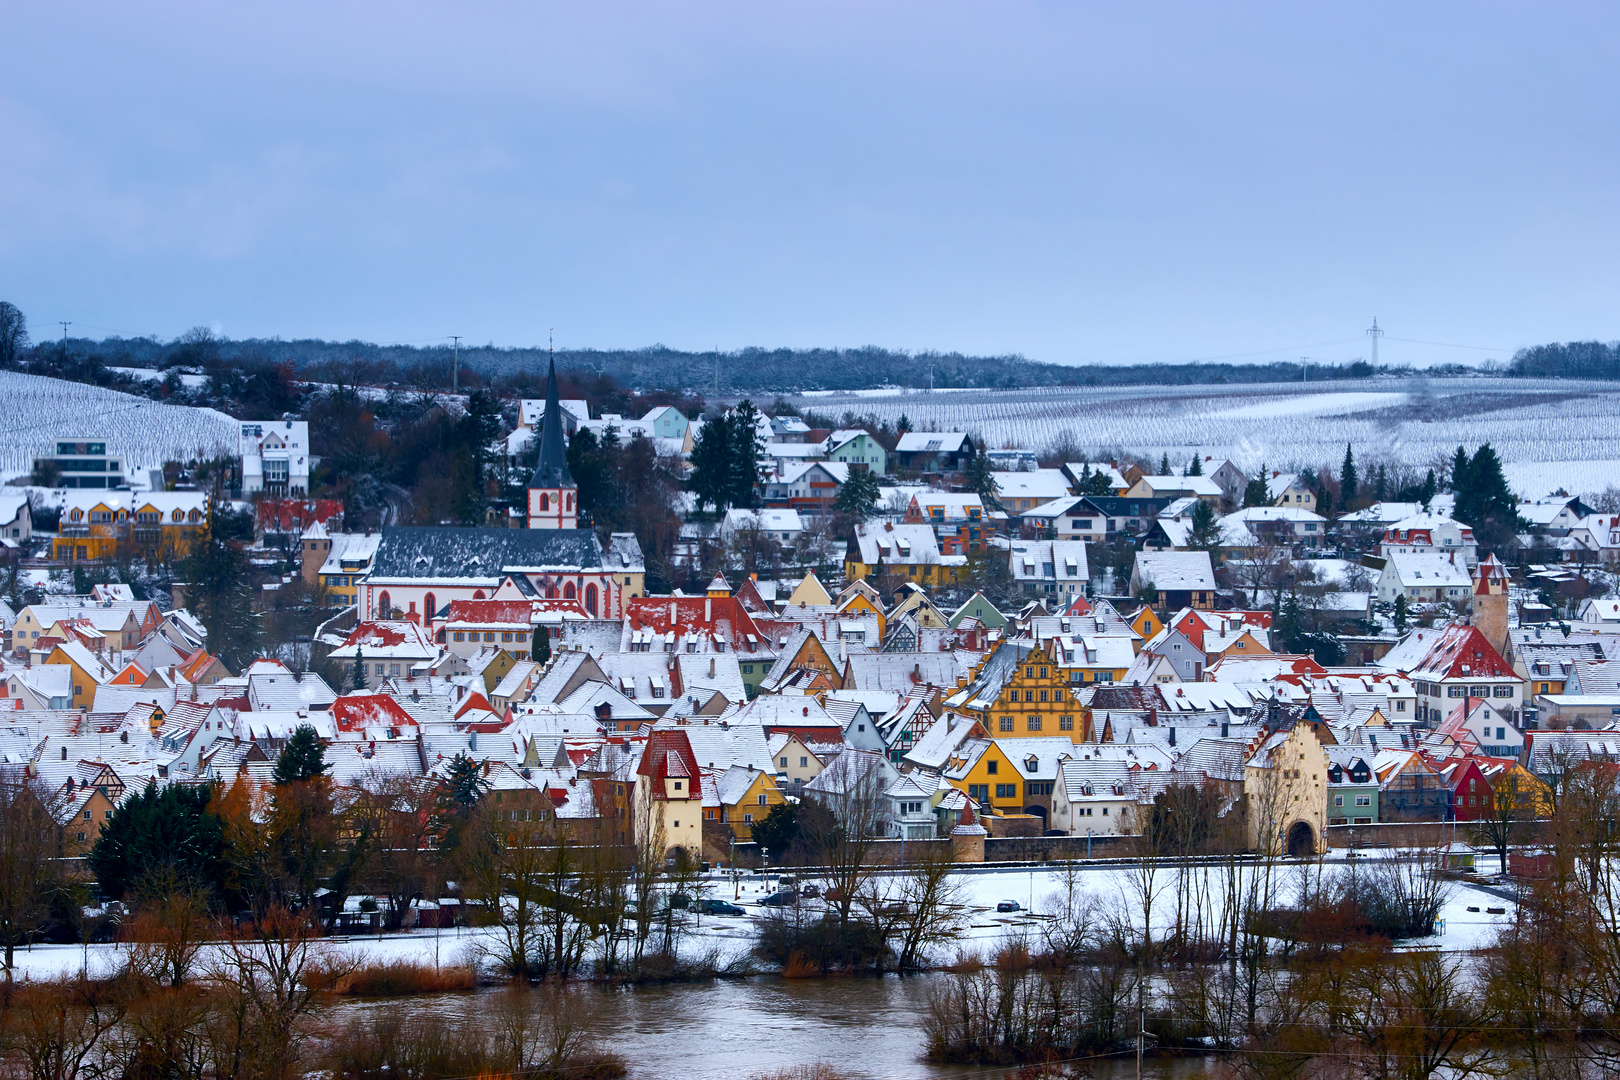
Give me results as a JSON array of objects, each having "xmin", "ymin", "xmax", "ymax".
[
  {"xmin": 526, "ymin": 358, "xmax": 578, "ymax": 530},
  {"xmin": 1470, "ymin": 553, "xmax": 1510, "ymax": 658}
]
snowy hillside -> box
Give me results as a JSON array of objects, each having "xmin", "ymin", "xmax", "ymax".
[
  {"xmin": 788, "ymin": 377, "xmax": 1620, "ymax": 499},
  {"xmin": 0, "ymin": 371, "xmax": 239, "ymax": 481}
]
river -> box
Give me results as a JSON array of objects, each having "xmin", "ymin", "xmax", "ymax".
[{"xmin": 334, "ymin": 976, "xmax": 1217, "ymax": 1080}]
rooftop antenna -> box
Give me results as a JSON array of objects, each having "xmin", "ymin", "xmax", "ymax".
[
  {"xmin": 450, "ymin": 336, "xmax": 461, "ymax": 394},
  {"xmin": 1366, "ymin": 318, "xmax": 1383, "ymax": 367}
]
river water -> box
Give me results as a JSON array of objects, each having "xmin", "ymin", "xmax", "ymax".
[{"xmin": 336, "ymin": 976, "xmax": 1216, "ymax": 1080}]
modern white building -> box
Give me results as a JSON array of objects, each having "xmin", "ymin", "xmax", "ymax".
[{"xmin": 239, "ymin": 420, "xmax": 310, "ymax": 496}]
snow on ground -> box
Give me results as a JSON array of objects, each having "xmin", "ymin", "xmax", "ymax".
[
  {"xmin": 8, "ymin": 856, "xmax": 1507, "ymax": 984},
  {"xmin": 0, "ymin": 371, "xmax": 238, "ymax": 482},
  {"xmin": 785, "ymin": 378, "xmax": 1620, "ymax": 484},
  {"xmin": 1504, "ymin": 460, "xmax": 1620, "ymax": 501}
]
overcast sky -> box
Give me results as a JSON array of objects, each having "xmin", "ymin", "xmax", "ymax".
[{"xmin": 2, "ymin": 2, "xmax": 1617, "ymax": 368}]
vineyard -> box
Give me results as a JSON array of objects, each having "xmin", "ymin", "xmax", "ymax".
[
  {"xmin": 0, "ymin": 372, "xmax": 239, "ymax": 482},
  {"xmin": 787, "ymin": 377, "xmax": 1620, "ymax": 499}
]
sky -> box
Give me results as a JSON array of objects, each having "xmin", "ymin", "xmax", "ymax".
[{"xmin": 2, "ymin": 2, "xmax": 1618, "ymax": 369}]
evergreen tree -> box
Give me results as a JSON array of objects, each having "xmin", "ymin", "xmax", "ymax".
[
  {"xmin": 1450, "ymin": 445, "xmax": 1472, "ymax": 494},
  {"xmin": 1393, "ymin": 593, "xmax": 1408, "ymax": 632},
  {"xmin": 274, "ymin": 724, "xmax": 329, "ymax": 786},
  {"xmin": 963, "ymin": 448, "xmax": 1003, "ymax": 513},
  {"xmin": 750, "ymin": 802, "xmax": 799, "ymax": 856},
  {"xmin": 351, "ymin": 646, "xmax": 366, "ymax": 691},
  {"xmin": 688, "ymin": 411, "xmax": 734, "ymax": 513},
  {"xmin": 727, "ymin": 399, "xmax": 765, "ymax": 509},
  {"xmin": 1420, "ymin": 469, "xmax": 1437, "ymax": 506},
  {"xmin": 1374, "ymin": 463, "xmax": 1388, "ymax": 503},
  {"xmin": 1160, "ymin": 452, "xmax": 1171, "ymax": 476},
  {"xmin": 1243, "ymin": 465, "xmax": 1269, "ymax": 508},
  {"xmin": 1188, "ymin": 454, "xmax": 1203, "ymax": 476},
  {"xmin": 443, "ymin": 752, "xmax": 486, "ymax": 812},
  {"xmin": 1186, "ymin": 499, "xmax": 1222, "ymax": 552},
  {"xmin": 896, "ymin": 414, "xmax": 912, "ymax": 435},
  {"xmin": 532, "ymin": 623, "xmax": 550, "ymax": 665},
  {"xmin": 835, "ymin": 467, "xmax": 881, "ymax": 518},
  {"xmin": 1082, "ymin": 466, "xmax": 1113, "ymax": 496},
  {"xmin": 1340, "ymin": 444, "xmax": 1358, "ymax": 510},
  {"xmin": 87, "ymin": 781, "xmax": 226, "ymax": 902},
  {"xmin": 1456, "ymin": 443, "xmax": 1517, "ymax": 527}
]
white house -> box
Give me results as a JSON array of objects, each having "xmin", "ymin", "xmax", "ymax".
[
  {"xmin": 722, "ymin": 508, "xmax": 804, "ymax": 548},
  {"xmin": 238, "ymin": 420, "xmax": 310, "ymax": 496},
  {"xmin": 1380, "ymin": 512, "xmax": 1478, "ymax": 567},
  {"xmin": 1375, "ymin": 552, "xmax": 1472, "ymax": 605},
  {"xmin": 1008, "ymin": 540, "xmax": 1089, "ymax": 599}
]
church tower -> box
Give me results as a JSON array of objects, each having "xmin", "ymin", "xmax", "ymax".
[{"xmin": 527, "ymin": 358, "xmax": 577, "ymax": 529}]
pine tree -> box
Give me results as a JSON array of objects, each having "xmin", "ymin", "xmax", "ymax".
[
  {"xmin": 727, "ymin": 399, "xmax": 765, "ymax": 509},
  {"xmin": 274, "ymin": 725, "xmax": 328, "ymax": 786},
  {"xmin": 896, "ymin": 414, "xmax": 912, "ymax": 435},
  {"xmin": 1393, "ymin": 593, "xmax": 1408, "ymax": 632},
  {"xmin": 87, "ymin": 781, "xmax": 226, "ymax": 902},
  {"xmin": 532, "ymin": 623, "xmax": 550, "ymax": 666},
  {"xmin": 1460, "ymin": 443, "xmax": 1516, "ymax": 527},
  {"xmin": 443, "ymin": 753, "xmax": 486, "ymax": 811},
  {"xmin": 1243, "ymin": 465, "xmax": 1269, "ymax": 508},
  {"xmin": 176, "ymin": 514, "xmax": 258, "ymax": 670},
  {"xmin": 1420, "ymin": 469, "xmax": 1437, "ymax": 506},
  {"xmin": 352, "ymin": 646, "xmax": 366, "ymax": 691},
  {"xmin": 1374, "ymin": 464, "xmax": 1388, "ymax": 503},
  {"xmin": 1187, "ymin": 499, "xmax": 1222, "ymax": 551},
  {"xmin": 1450, "ymin": 445, "xmax": 1472, "ymax": 494},
  {"xmin": 1160, "ymin": 452, "xmax": 1171, "ymax": 476},
  {"xmin": 963, "ymin": 448, "xmax": 1003, "ymax": 513},
  {"xmin": 835, "ymin": 467, "xmax": 881, "ymax": 518},
  {"xmin": 688, "ymin": 411, "xmax": 734, "ymax": 513},
  {"xmin": 1340, "ymin": 445, "xmax": 1358, "ymax": 511},
  {"xmin": 1188, "ymin": 454, "xmax": 1203, "ymax": 476}
]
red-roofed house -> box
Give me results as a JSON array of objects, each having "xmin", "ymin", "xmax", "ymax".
[
  {"xmin": 327, "ymin": 621, "xmax": 439, "ymax": 688},
  {"xmin": 624, "ymin": 596, "xmax": 767, "ymax": 659},
  {"xmin": 1401, "ymin": 623, "xmax": 1523, "ymax": 726},
  {"xmin": 329, "ymin": 692, "xmax": 418, "ymax": 736},
  {"xmin": 633, "ymin": 729, "xmax": 702, "ymax": 860}
]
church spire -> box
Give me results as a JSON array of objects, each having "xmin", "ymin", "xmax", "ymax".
[{"xmin": 530, "ymin": 357, "xmax": 575, "ymax": 491}]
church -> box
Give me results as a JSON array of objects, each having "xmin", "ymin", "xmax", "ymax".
[{"xmin": 357, "ymin": 360, "xmax": 646, "ymax": 624}]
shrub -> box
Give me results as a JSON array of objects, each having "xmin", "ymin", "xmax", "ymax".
[{"xmin": 305, "ymin": 958, "xmax": 477, "ymax": 996}]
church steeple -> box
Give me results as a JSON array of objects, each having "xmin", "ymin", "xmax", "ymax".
[{"xmin": 527, "ymin": 358, "xmax": 578, "ymax": 529}]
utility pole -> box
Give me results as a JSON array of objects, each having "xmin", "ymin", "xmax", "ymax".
[
  {"xmin": 59, "ymin": 321, "xmax": 70, "ymax": 351},
  {"xmin": 1300, "ymin": 356, "xmax": 1309, "ymax": 383},
  {"xmin": 1367, "ymin": 317, "xmax": 1383, "ymax": 368},
  {"xmin": 450, "ymin": 336, "xmax": 461, "ymax": 394}
]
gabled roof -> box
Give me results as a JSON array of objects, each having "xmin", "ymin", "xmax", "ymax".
[{"xmin": 369, "ymin": 527, "xmax": 610, "ymax": 581}]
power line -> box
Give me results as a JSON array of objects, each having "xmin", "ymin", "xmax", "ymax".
[{"xmin": 1384, "ymin": 334, "xmax": 1513, "ymax": 353}]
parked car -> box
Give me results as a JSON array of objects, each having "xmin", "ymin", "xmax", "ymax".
[
  {"xmin": 799, "ymin": 884, "xmax": 820, "ymax": 898},
  {"xmin": 759, "ymin": 891, "xmax": 799, "ymax": 907},
  {"xmin": 668, "ymin": 892, "xmax": 693, "ymax": 911},
  {"xmin": 996, "ymin": 900, "xmax": 1022, "ymax": 913},
  {"xmin": 697, "ymin": 898, "xmax": 746, "ymax": 916}
]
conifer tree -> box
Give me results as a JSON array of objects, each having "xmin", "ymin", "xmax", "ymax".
[
  {"xmin": 1160, "ymin": 452, "xmax": 1171, "ymax": 476},
  {"xmin": 532, "ymin": 623, "xmax": 550, "ymax": 666},
  {"xmin": 352, "ymin": 646, "xmax": 366, "ymax": 691},
  {"xmin": 1340, "ymin": 444, "xmax": 1358, "ymax": 510},
  {"xmin": 1188, "ymin": 454, "xmax": 1203, "ymax": 476},
  {"xmin": 273, "ymin": 724, "xmax": 328, "ymax": 786}
]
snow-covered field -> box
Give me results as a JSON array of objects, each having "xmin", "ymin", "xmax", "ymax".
[
  {"xmin": 0, "ymin": 372, "xmax": 239, "ymax": 481},
  {"xmin": 6, "ymin": 857, "xmax": 1507, "ymax": 984},
  {"xmin": 788, "ymin": 378, "xmax": 1620, "ymax": 500}
]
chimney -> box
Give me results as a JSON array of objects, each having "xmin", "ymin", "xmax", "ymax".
[
  {"xmin": 705, "ymin": 597, "xmax": 712, "ymax": 621},
  {"xmin": 669, "ymin": 601, "xmax": 676, "ymax": 622},
  {"xmin": 709, "ymin": 657, "xmax": 715, "ymax": 677}
]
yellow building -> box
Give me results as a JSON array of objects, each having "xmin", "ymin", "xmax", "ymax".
[
  {"xmin": 714, "ymin": 766, "xmax": 786, "ymax": 840},
  {"xmin": 42, "ymin": 642, "xmax": 114, "ymax": 710},
  {"xmin": 844, "ymin": 523, "xmax": 965, "ymax": 589},
  {"xmin": 1127, "ymin": 606, "xmax": 1160, "ymax": 646},
  {"xmin": 946, "ymin": 642, "xmax": 1090, "ymax": 742},
  {"xmin": 52, "ymin": 492, "xmax": 210, "ymax": 563},
  {"xmin": 943, "ymin": 740, "xmax": 1024, "ymax": 817}
]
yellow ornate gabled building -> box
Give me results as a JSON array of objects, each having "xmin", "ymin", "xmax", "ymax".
[
  {"xmin": 52, "ymin": 492, "xmax": 210, "ymax": 563},
  {"xmin": 945, "ymin": 642, "xmax": 1091, "ymax": 743}
]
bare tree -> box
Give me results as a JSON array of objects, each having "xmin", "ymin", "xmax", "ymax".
[{"xmin": 0, "ymin": 770, "xmax": 67, "ymax": 978}]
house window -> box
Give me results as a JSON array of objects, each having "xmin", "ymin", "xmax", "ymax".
[
  {"xmin": 1355, "ymin": 795, "xmax": 1371, "ymax": 806},
  {"xmin": 779, "ymin": 757, "xmax": 788, "ymax": 767},
  {"xmin": 743, "ymin": 813, "xmax": 754, "ymax": 823},
  {"xmin": 995, "ymin": 784, "xmax": 1016, "ymax": 799},
  {"xmin": 987, "ymin": 760, "xmax": 998, "ymax": 775},
  {"xmin": 1060, "ymin": 715, "xmax": 1074, "ymax": 731},
  {"xmin": 999, "ymin": 716, "xmax": 1014, "ymax": 732},
  {"xmin": 1334, "ymin": 795, "xmax": 1343, "ymax": 807},
  {"xmin": 969, "ymin": 784, "xmax": 988, "ymax": 802},
  {"xmin": 1027, "ymin": 716, "xmax": 1042, "ymax": 732},
  {"xmin": 800, "ymin": 756, "xmax": 808, "ymax": 767}
]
